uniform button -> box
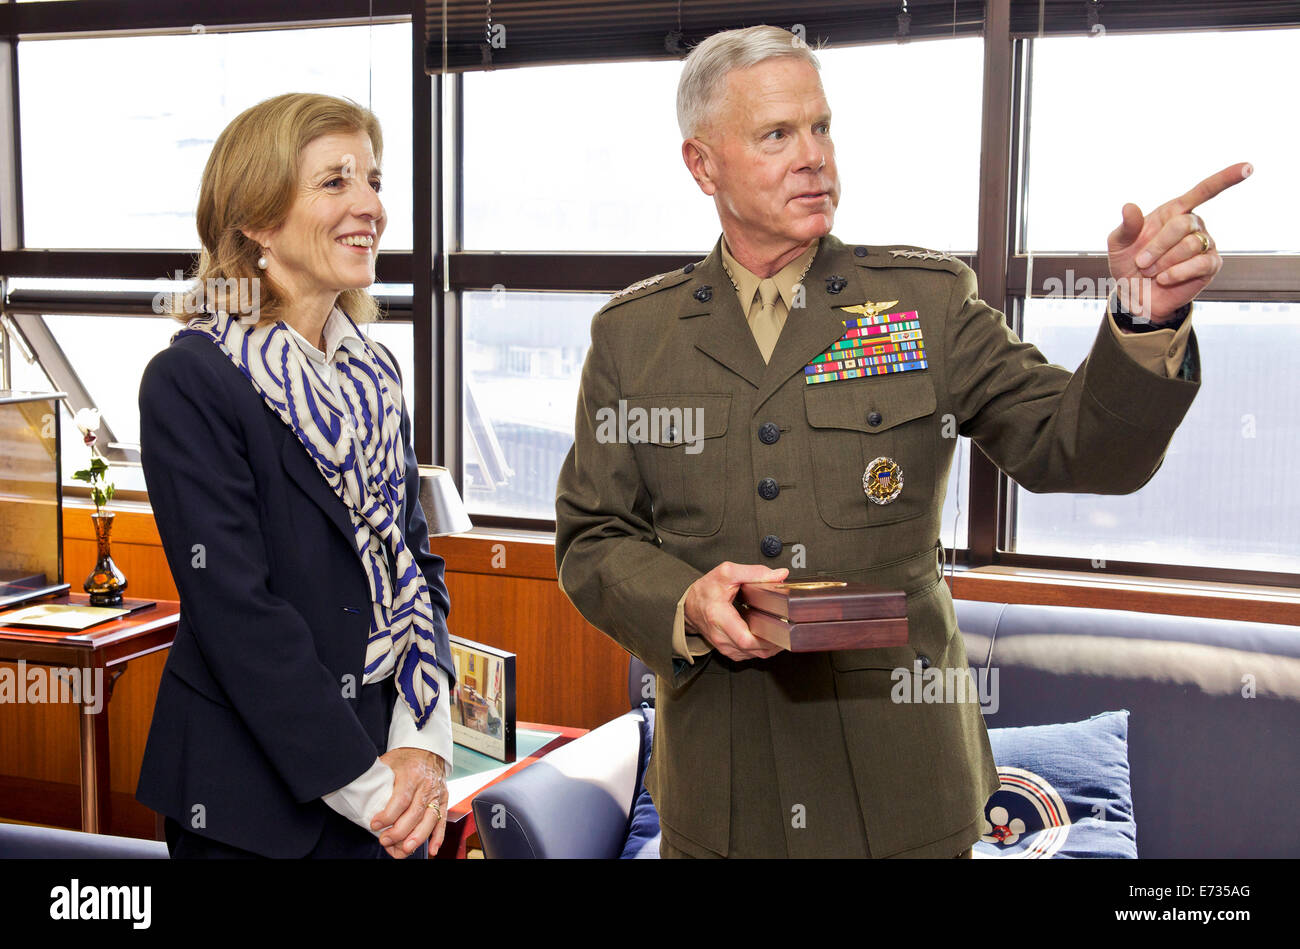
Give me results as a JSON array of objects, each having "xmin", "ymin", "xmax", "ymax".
[
  {"xmin": 757, "ymin": 478, "xmax": 780, "ymax": 500},
  {"xmin": 1167, "ymin": 346, "xmax": 1178, "ymax": 358},
  {"xmin": 917, "ymin": 654, "xmax": 932, "ymax": 670},
  {"xmin": 694, "ymin": 285, "xmax": 713, "ymax": 302},
  {"xmin": 683, "ymin": 262, "xmax": 695, "ymax": 274},
  {"xmin": 867, "ymin": 411, "xmax": 882, "ymax": 427},
  {"xmin": 758, "ymin": 422, "xmax": 780, "ymax": 445},
  {"xmin": 760, "ymin": 534, "xmax": 783, "ymax": 558},
  {"xmin": 854, "ymin": 246, "xmax": 868, "ymax": 258}
]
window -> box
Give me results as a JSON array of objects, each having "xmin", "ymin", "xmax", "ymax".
[
  {"xmin": 19, "ymin": 23, "xmax": 414, "ymax": 250},
  {"xmin": 460, "ymin": 291, "xmax": 602, "ymax": 521},
  {"xmin": 7, "ymin": 16, "xmax": 419, "ymax": 505},
  {"xmin": 367, "ymin": 313, "xmax": 417, "ymax": 419},
  {"xmin": 457, "ymin": 38, "xmax": 984, "ymax": 543},
  {"xmin": 3, "ymin": 279, "xmax": 414, "ymax": 495},
  {"xmin": 817, "ymin": 39, "xmax": 983, "ymax": 250},
  {"xmin": 461, "ymin": 38, "xmax": 984, "ymax": 252},
  {"xmin": 5, "ymin": 4, "xmax": 1295, "ymax": 587},
  {"xmin": 1025, "ymin": 30, "xmax": 1299, "ymax": 254},
  {"xmin": 1015, "ymin": 297, "xmax": 1300, "ymax": 574},
  {"xmin": 462, "ymin": 60, "xmax": 712, "ymax": 252},
  {"xmin": 1009, "ymin": 25, "xmax": 1300, "ymax": 580}
]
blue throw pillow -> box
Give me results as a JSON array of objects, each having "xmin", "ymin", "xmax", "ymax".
[
  {"xmin": 620, "ymin": 705, "xmax": 661, "ymax": 859},
  {"xmin": 976, "ymin": 710, "xmax": 1137, "ymax": 859}
]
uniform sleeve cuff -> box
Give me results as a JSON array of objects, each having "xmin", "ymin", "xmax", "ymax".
[
  {"xmin": 671, "ymin": 587, "xmax": 713, "ymax": 663},
  {"xmin": 1085, "ymin": 297, "xmax": 1200, "ymax": 432},
  {"xmin": 1107, "ymin": 294, "xmax": 1196, "ymax": 378}
]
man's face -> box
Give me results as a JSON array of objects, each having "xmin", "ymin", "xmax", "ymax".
[{"xmin": 687, "ymin": 57, "xmax": 840, "ymax": 251}]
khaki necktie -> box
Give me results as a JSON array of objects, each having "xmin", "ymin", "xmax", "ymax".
[{"xmin": 752, "ymin": 278, "xmax": 782, "ymax": 363}]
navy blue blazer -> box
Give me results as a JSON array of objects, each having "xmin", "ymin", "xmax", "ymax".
[{"xmin": 135, "ymin": 330, "xmax": 455, "ymax": 858}]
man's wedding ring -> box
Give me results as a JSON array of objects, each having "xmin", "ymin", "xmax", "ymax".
[{"xmin": 1193, "ymin": 230, "xmax": 1211, "ymax": 254}]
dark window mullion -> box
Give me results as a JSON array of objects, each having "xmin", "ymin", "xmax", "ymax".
[
  {"xmin": 3, "ymin": 37, "xmax": 23, "ymax": 254},
  {"xmin": 967, "ymin": 0, "xmax": 1015, "ymax": 568},
  {"xmin": 999, "ymin": 35, "xmax": 1033, "ymax": 564},
  {"xmin": 447, "ymin": 71, "xmax": 464, "ymax": 493},
  {"xmin": 1008, "ymin": 255, "xmax": 1300, "ymax": 302},
  {"xmin": 0, "ymin": 250, "xmax": 415, "ymax": 284},
  {"xmin": 452, "ymin": 71, "xmax": 464, "ymax": 256},
  {"xmin": 412, "ymin": 0, "xmax": 436, "ymax": 464},
  {"xmin": 448, "ymin": 252, "xmax": 702, "ymax": 293}
]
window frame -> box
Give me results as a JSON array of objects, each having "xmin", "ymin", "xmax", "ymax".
[
  {"xmin": 1, "ymin": 0, "xmax": 1296, "ymax": 587},
  {"xmin": 0, "ymin": 3, "xmax": 438, "ymax": 507}
]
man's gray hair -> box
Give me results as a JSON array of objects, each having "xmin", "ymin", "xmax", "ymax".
[{"xmin": 676, "ymin": 25, "xmax": 821, "ymax": 139}]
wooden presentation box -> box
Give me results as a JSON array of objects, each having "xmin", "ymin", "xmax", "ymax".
[{"xmin": 738, "ymin": 580, "xmax": 909, "ymax": 652}]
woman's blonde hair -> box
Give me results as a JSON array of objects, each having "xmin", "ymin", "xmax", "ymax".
[{"xmin": 174, "ymin": 92, "xmax": 384, "ymax": 325}]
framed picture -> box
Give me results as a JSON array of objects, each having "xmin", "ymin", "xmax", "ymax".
[{"xmin": 449, "ymin": 635, "xmax": 516, "ymax": 762}]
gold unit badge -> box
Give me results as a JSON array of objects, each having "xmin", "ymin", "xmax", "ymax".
[{"xmin": 863, "ymin": 456, "xmax": 904, "ymax": 505}]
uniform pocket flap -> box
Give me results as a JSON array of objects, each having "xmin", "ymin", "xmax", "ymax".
[
  {"xmin": 804, "ymin": 374, "xmax": 936, "ymax": 434},
  {"xmin": 621, "ymin": 393, "xmax": 731, "ymax": 447}
]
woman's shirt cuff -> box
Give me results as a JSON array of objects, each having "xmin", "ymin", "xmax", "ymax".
[
  {"xmin": 386, "ymin": 665, "xmax": 454, "ymax": 766},
  {"xmin": 321, "ymin": 666, "xmax": 453, "ymax": 835}
]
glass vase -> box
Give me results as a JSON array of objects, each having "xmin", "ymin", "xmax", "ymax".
[{"xmin": 84, "ymin": 511, "xmax": 127, "ymax": 606}]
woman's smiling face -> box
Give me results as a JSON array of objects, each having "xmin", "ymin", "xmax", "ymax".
[{"xmin": 252, "ymin": 130, "xmax": 386, "ymax": 307}]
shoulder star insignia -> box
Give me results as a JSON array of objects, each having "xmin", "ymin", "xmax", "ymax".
[
  {"xmin": 609, "ymin": 272, "xmax": 668, "ymax": 300},
  {"xmin": 889, "ymin": 249, "xmax": 961, "ymax": 263}
]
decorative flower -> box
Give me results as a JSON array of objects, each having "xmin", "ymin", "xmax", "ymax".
[
  {"xmin": 71, "ymin": 407, "xmax": 114, "ymax": 516},
  {"xmin": 981, "ymin": 805, "xmax": 1027, "ymax": 846},
  {"xmin": 74, "ymin": 407, "xmax": 101, "ymax": 447}
]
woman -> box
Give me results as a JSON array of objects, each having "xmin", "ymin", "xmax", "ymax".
[{"xmin": 136, "ymin": 93, "xmax": 455, "ymax": 859}]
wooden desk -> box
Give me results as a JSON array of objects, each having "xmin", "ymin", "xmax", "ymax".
[
  {"xmin": 436, "ymin": 720, "xmax": 588, "ymax": 859},
  {"xmin": 0, "ymin": 594, "xmax": 179, "ymax": 834}
]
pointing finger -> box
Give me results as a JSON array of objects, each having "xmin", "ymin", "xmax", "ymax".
[{"xmin": 1173, "ymin": 162, "xmax": 1253, "ymax": 212}]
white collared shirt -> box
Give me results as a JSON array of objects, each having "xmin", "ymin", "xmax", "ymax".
[{"xmin": 284, "ymin": 308, "xmax": 454, "ymax": 841}]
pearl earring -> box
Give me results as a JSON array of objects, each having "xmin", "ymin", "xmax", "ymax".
[{"xmin": 257, "ymin": 254, "xmax": 268, "ymax": 269}]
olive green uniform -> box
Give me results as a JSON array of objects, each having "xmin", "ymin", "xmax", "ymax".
[{"xmin": 555, "ymin": 233, "xmax": 1199, "ymax": 857}]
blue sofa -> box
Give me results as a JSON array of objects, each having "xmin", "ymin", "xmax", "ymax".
[
  {"xmin": 0, "ymin": 821, "xmax": 168, "ymax": 858},
  {"xmin": 472, "ymin": 598, "xmax": 1300, "ymax": 858}
]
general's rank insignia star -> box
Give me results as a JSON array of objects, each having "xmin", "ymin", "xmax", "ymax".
[
  {"xmin": 864, "ymin": 456, "xmax": 904, "ymax": 505},
  {"xmin": 889, "ymin": 248, "xmax": 961, "ymax": 263},
  {"xmin": 610, "ymin": 272, "xmax": 667, "ymax": 300}
]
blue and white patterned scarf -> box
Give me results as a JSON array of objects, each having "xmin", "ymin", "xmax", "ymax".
[{"xmin": 175, "ymin": 308, "xmax": 443, "ymax": 727}]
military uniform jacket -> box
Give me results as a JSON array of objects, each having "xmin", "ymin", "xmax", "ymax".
[{"xmin": 555, "ymin": 234, "xmax": 1201, "ymax": 857}]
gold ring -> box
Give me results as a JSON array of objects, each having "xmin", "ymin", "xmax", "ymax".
[
  {"xmin": 426, "ymin": 802, "xmax": 442, "ymax": 815},
  {"xmin": 1193, "ymin": 230, "xmax": 1210, "ymax": 254}
]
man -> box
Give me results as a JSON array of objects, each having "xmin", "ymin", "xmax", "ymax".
[{"xmin": 555, "ymin": 25, "xmax": 1246, "ymax": 858}]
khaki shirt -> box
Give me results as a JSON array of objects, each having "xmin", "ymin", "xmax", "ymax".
[{"xmin": 669, "ymin": 238, "xmax": 1194, "ymax": 662}]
